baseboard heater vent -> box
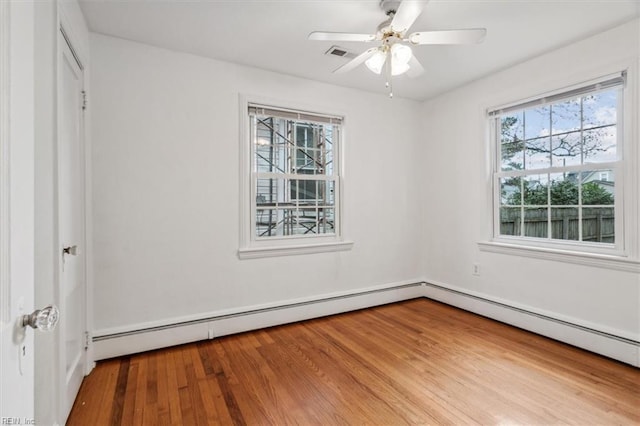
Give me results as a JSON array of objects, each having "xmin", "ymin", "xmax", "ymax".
[
  {"xmin": 423, "ymin": 282, "xmax": 639, "ymax": 346},
  {"xmin": 93, "ymin": 282, "xmax": 423, "ymax": 342}
]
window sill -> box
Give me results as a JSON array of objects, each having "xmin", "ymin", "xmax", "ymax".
[
  {"xmin": 478, "ymin": 241, "xmax": 640, "ymax": 273},
  {"xmin": 238, "ymin": 240, "xmax": 354, "ymax": 259}
]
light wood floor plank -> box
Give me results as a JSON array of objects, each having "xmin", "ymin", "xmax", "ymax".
[{"xmin": 66, "ymin": 358, "xmax": 120, "ymax": 426}]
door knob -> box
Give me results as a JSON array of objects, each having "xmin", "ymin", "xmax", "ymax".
[{"xmin": 21, "ymin": 305, "xmax": 59, "ymax": 331}]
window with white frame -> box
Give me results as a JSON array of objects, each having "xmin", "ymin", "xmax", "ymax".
[
  {"xmin": 248, "ymin": 104, "xmax": 342, "ymax": 242},
  {"xmin": 490, "ymin": 73, "xmax": 626, "ymax": 251}
]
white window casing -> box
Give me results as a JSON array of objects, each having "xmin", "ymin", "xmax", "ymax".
[
  {"xmin": 481, "ymin": 69, "xmax": 640, "ymax": 272},
  {"xmin": 238, "ymin": 95, "xmax": 353, "ymax": 259}
]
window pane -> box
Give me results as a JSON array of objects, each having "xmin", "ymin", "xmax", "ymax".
[
  {"xmin": 325, "ymin": 149, "xmax": 334, "ymax": 176},
  {"xmin": 294, "ymin": 148, "xmax": 319, "ymax": 173},
  {"xmin": 551, "ymin": 207, "xmax": 579, "ymax": 241},
  {"xmin": 324, "ymin": 127, "xmax": 334, "ymax": 176},
  {"xmin": 525, "ymin": 137, "xmax": 550, "ymax": 169},
  {"xmin": 316, "ymin": 181, "xmax": 329, "ymax": 207},
  {"xmin": 319, "ymin": 208, "xmax": 335, "ymax": 234},
  {"xmin": 581, "ymin": 170, "xmax": 614, "ymax": 206},
  {"xmin": 255, "ymin": 142, "xmax": 287, "ymax": 174},
  {"xmin": 256, "ymin": 208, "xmax": 280, "ymax": 237},
  {"xmin": 551, "ymin": 131, "xmax": 581, "ymax": 167},
  {"xmin": 524, "ymin": 106, "xmax": 550, "ymax": 140},
  {"xmin": 256, "ymin": 178, "xmax": 279, "ymax": 206},
  {"xmin": 583, "ymin": 126, "xmax": 616, "ymax": 164},
  {"xmin": 501, "ymin": 113, "xmax": 524, "ymax": 143},
  {"xmin": 290, "ymin": 179, "xmax": 318, "ymax": 203},
  {"xmin": 582, "ymin": 207, "xmax": 614, "ymax": 243},
  {"xmin": 501, "ymin": 114, "xmax": 524, "ymax": 171},
  {"xmin": 294, "ymin": 208, "xmax": 317, "ymax": 235},
  {"xmin": 523, "ymin": 207, "xmax": 548, "ymax": 238},
  {"xmin": 583, "ymin": 90, "xmax": 617, "ymax": 129},
  {"xmin": 292, "ymin": 123, "xmax": 334, "ymax": 176},
  {"xmin": 549, "ymin": 173, "xmax": 578, "ymax": 206},
  {"xmin": 326, "ymin": 180, "xmax": 335, "ymax": 207},
  {"xmin": 501, "ymin": 144, "xmax": 524, "ymax": 171},
  {"xmin": 551, "ymin": 98, "xmax": 581, "ymax": 135},
  {"xmin": 524, "ymin": 105, "xmax": 551, "ymax": 169},
  {"xmin": 523, "ymin": 174, "xmax": 548, "ymax": 206},
  {"xmin": 295, "ymin": 124, "xmax": 314, "ymax": 149},
  {"xmin": 500, "ymin": 207, "xmax": 521, "ymax": 236},
  {"xmin": 500, "ymin": 177, "xmax": 521, "ymax": 205}
]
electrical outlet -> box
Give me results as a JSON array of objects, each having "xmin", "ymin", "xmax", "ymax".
[{"xmin": 472, "ymin": 263, "xmax": 481, "ymax": 276}]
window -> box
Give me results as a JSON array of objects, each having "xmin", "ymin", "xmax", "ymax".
[
  {"xmin": 489, "ymin": 73, "xmax": 627, "ymax": 253},
  {"xmin": 239, "ymin": 100, "xmax": 352, "ymax": 258}
]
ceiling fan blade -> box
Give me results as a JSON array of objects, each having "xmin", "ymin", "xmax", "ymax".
[
  {"xmin": 308, "ymin": 32, "xmax": 376, "ymax": 42},
  {"xmin": 333, "ymin": 47, "xmax": 379, "ymax": 74},
  {"xmin": 407, "ymin": 55, "xmax": 424, "ymax": 78},
  {"xmin": 390, "ymin": 0, "xmax": 424, "ymax": 34},
  {"xmin": 408, "ymin": 28, "xmax": 487, "ymax": 45}
]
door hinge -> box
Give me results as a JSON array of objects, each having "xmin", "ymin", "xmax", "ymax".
[
  {"xmin": 82, "ymin": 90, "xmax": 87, "ymax": 110},
  {"xmin": 84, "ymin": 331, "xmax": 90, "ymax": 351}
]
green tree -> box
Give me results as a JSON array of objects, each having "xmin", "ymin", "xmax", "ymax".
[
  {"xmin": 582, "ymin": 181, "xmax": 614, "ymax": 205},
  {"xmin": 507, "ymin": 178, "xmax": 613, "ymax": 205}
]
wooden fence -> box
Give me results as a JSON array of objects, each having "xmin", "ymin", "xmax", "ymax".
[{"xmin": 500, "ymin": 207, "xmax": 614, "ymax": 243}]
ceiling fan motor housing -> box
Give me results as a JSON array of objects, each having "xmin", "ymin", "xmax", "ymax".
[{"xmin": 380, "ymin": 0, "xmax": 402, "ymax": 16}]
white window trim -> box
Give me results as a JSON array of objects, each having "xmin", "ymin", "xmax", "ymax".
[
  {"xmin": 480, "ymin": 63, "xmax": 639, "ymax": 268},
  {"xmin": 238, "ymin": 94, "xmax": 353, "ymax": 259},
  {"xmin": 478, "ymin": 241, "xmax": 639, "ymax": 273}
]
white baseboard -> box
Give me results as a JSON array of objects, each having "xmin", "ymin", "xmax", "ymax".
[
  {"xmin": 92, "ymin": 280, "xmax": 425, "ymax": 360},
  {"xmin": 422, "ymin": 280, "xmax": 640, "ymax": 367}
]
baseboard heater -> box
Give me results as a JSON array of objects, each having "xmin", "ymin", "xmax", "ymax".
[
  {"xmin": 422, "ymin": 281, "xmax": 639, "ymax": 366},
  {"xmin": 91, "ymin": 281, "xmax": 425, "ymax": 360}
]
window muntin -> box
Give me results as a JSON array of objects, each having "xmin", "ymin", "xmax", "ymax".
[
  {"xmin": 249, "ymin": 105, "xmax": 340, "ymax": 240},
  {"xmin": 492, "ymin": 77, "xmax": 623, "ymax": 248}
]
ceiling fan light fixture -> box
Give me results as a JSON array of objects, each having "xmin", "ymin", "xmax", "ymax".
[
  {"xmin": 310, "ymin": 0, "xmax": 486, "ymax": 96},
  {"xmin": 391, "ymin": 61, "xmax": 410, "ymax": 76},
  {"xmin": 390, "ymin": 43, "xmax": 412, "ymax": 75},
  {"xmin": 365, "ymin": 49, "xmax": 387, "ymax": 74}
]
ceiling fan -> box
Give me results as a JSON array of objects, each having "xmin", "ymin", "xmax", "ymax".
[{"xmin": 308, "ymin": 0, "xmax": 487, "ymax": 97}]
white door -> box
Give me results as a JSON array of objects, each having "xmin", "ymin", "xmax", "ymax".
[
  {"xmin": 0, "ymin": 1, "xmax": 36, "ymax": 422},
  {"xmin": 58, "ymin": 30, "xmax": 86, "ymax": 421}
]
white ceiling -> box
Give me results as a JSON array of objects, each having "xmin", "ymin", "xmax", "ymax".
[{"xmin": 78, "ymin": 0, "xmax": 640, "ymax": 101}]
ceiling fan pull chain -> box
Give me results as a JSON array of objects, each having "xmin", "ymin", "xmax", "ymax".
[{"xmin": 385, "ymin": 50, "xmax": 393, "ymax": 98}]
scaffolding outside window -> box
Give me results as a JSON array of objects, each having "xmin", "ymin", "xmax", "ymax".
[
  {"xmin": 489, "ymin": 73, "xmax": 625, "ymax": 252},
  {"xmin": 249, "ymin": 104, "xmax": 342, "ymax": 239}
]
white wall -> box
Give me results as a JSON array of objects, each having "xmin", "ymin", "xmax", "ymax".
[
  {"xmin": 89, "ymin": 34, "xmax": 423, "ymax": 334},
  {"xmin": 420, "ymin": 20, "xmax": 640, "ymax": 342}
]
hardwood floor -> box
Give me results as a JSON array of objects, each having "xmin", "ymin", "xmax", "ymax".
[{"xmin": 67, "ymin": 299, "xmax": 640, "ymax": 425}]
